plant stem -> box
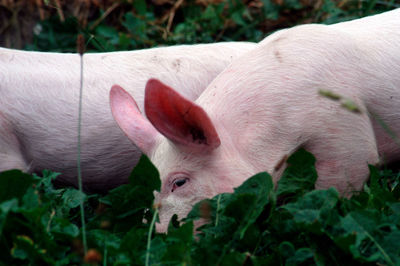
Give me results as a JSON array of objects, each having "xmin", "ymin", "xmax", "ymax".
[
  {"xmin": 77, "ymin": 50, "xmax": 87, "ymax": 255},
  {"xmin": 103, "ymin": 243, "xmax": 108, "ymax": 266},
  {"xmin": 146, "ymin": 208, "xmax": 158, "ymax": 266},
  {"xmin": 215, "ymin": 194, "xmax": 222, "ymax": 227}
]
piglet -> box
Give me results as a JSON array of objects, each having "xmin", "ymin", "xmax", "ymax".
[
  {"xmin": 110, "ymin": 9, "xmax": 400, "ymax": 232},
  {"xmin": 0, "ymin": 42, "xmax": 255, "ymax": 192}
]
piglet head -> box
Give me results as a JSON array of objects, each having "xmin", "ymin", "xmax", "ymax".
[{"xmin": 110, "ymin": 79, "xmax": 229, "ymax": 233}]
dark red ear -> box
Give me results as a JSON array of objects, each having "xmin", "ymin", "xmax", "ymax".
[{"xmin": 145, "ymin": 78, "xmax": 220, "ymax": 150}]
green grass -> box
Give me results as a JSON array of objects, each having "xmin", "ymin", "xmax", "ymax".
[
  {"xmin": 0, "ymin": 150, "xmax": 398, "ymax": 265},
  {"xmin": 24, "ymin": 0, "xmax": 398, "ymax": 52}
]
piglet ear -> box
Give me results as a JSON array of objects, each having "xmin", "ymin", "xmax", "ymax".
[
  {"xmin": 145, "ymin": 78, "xmax": 220, "ymax": 150},
  {"xmin": 110, "ymin": 85, "xmax": 160, "ymax": 155}
]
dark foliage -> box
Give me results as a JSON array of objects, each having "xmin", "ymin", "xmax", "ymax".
[{"xmin": 0, "ymin": 150, "xmax": 399, "ymax": 265}]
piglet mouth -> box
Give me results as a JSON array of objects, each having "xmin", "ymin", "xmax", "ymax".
[
  {"xmin": 155, "ymin": 222, "xmax": 167, "ymax": 233},
  {"xmin": 155, "ymin": 218, "xmax": 209, "ymax": 234},
  {"xmin": 193, "ymin": 218, "xmax": 209, "ymax": 234}
]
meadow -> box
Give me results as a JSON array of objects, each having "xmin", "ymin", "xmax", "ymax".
[{"xmin": 0, "ymin": 0, "xmax": 399, "ymax": 264}]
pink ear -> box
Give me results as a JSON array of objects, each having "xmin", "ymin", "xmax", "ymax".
[
  {"xmin": 110, "ymin": 85, "xmax": 160, "ymax": 155},
  {"xmin": 144, "ymin": 78, "xmax": 220, "ymax": 150}
]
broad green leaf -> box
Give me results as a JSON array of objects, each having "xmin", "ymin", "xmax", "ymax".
[
  {"xmin": 21, "ymin": 187, "xmax": 40, "ymax": 210},
  {"xmin": 277, "ymin": 148, "xmax": 318, "ymax": 201},
  {"xmin": 0, "ymin": 199, "xmax": 18, "ymax": 235},
  {"xmin": 87, "ymin": 229, "xmax": 121, "ymax": 251},
  {"xmin": 34, "ymin": 170, "xmax": 60, "ymax": 188},
  {"xmin": 335, "ymin": 210, "xmax": 399, "ymax": 265},
  {"xmin": 388, "ymin": 202, "xmax": 400, "ymax": 225},
  {"xmin": 129, "ymin": 155, "xmax": 160, "ymax": 192},
  {"xmin": 101, "ymin": 155, "xmax": 160, "ymax": 230},
  {"xmin": 162, "ymin": 221, "xmax": 193, "ymax": 264},
  {"xmin": 282, "ymin": 188, "xmax": 340, "ymax": 234},
  {"xmin": 61, "ymin": 189, "xmax": 86, "ymax": 209},
  {"xmin": 215, "ymin": 172, "xmax": 273, "ymax": 239},
  {"xmin": 286, "ymin": 248, "xmax": 314, "ymax": 265},
  {"xmin": 279, "ymin": 241, "xmax": 295, "ymax": 258},
  {"xmin": 366, "ymin": 165, "xmax": 398, "ymax": 209},
  {"xmin": 50, "ymin": 217, "xmax": 80, "ymax": 239},
  {"xmin": 121, "ymin": 227, "xmax": 154, "ymax": 264},
  {"xmin": 220, "ymin": 252, "xmax": 248, "ymax": 265},
  {"xmin": 0, "ymin": 170, "xmax": 35, "ymax": 203}
]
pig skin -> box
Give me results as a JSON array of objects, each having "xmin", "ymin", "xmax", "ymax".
[
  {"xmin": 110, "ymin": 9, "xmax": 400, "ymax": 232},
  {"xmin": 0, "ymin": 42, "xmax": 256, "ymax": 192}
]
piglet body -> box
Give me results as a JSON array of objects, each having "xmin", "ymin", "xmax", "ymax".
[
  {"xmin": 110, "ymin": 9, "xmax": 400, "ymax": 232},
  {"xmin": 0, "ymin": 42, "xmax": 255, "ymax": 192}
]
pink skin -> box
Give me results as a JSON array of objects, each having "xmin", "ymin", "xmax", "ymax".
[
  {"xmin": 110, "ymin": 9, "xmax": 400, "ymax": 232},
  {"xmin": 0, "ymin": 42, "xmax": 255, "ymax": 192}
]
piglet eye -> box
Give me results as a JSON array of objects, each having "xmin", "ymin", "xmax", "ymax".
[
  {"xmin": 175, "ymin": 179, "xmax": 186, "ymax": 187},
  {"xmin": 172, "ymin": 178, "xmax": 188, "ymax": 192}
]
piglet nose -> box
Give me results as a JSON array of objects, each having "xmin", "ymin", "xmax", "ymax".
[{"xmin": 155, "ymin": 222, "xmax": 167, "ymax": 233}]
